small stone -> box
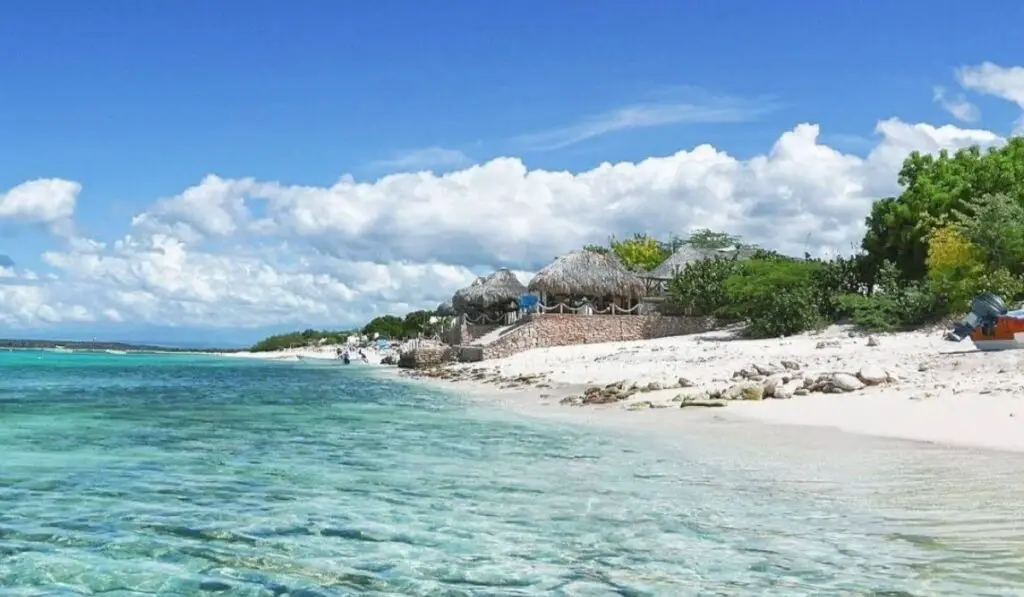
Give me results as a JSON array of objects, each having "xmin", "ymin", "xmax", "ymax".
[
  {"xmin": 625, "ymin": 401, "xmax": 653, "ymax": 411},
  {"xmin": 918, "ymin": 363, "xmax": 930, "ymax": 372},
  {"xmin": 867, "ymin": 336, "xmax": 879, "ymax": 347},
  {"xmin": 857, "ymin": 365, "xmax": 889, "ymax": 386},
  {"xmin": 793, "ymin": 388, "xmax": 810, "ymax": 396},
  {"xmin": 677, "ymin": 377, "xmax": 695, "ymax": 388},
  {"xmin": 780, "ymin": 360, "xmax": 801, "ymax": 370},
  {"xmin": 831, "ymin": 373, "xmax": 865, "ymax": 392},
  {"xmin": 762, "ymin": 374, "xmax": 786, "ymax": 398},
  {"xmin": 775, "ymin": 381, "xmax": 802, "ymax": 399}
]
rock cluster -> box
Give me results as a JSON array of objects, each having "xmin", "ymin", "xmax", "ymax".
[
  {"xmin": 402, "ymin": 365, "xmax": 552, "ymax": 390},
  {"xmin": 559, "ymin": 360, "xmax": 896, "ymax": 410},
  {"xmin": 558, "ymin": 377, "xmax": 695, "ymax": 406},
  {"xmin": 402, "ymin": 357, "xmax": 897, "ymax": 413}
]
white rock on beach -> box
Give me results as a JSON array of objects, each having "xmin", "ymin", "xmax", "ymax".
[{"xmin": 432, "ymin": 323, "xmax": 1024, "ymax": 452}]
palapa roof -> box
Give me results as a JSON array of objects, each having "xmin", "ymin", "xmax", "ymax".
[
  {"xmin": 528, "ymin": 250, "xmax": 646, "ymax": 298},
  {"xmin": 452, "ymin": 269, "xmax": 527, "ymax": 312},
  {"xmin": 646, "ymin": 245, "xmax": 751, "ymax": 280}
]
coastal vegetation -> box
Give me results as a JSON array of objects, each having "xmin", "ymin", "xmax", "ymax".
[
  {"xmin": 254, "ymin": 139, "xmax": 1024, "ymax": 349},
  {"xmin": 661, "ymin": 139, "xmax": 1024, "ymax": 337},
  {"xmin": 249, "ymin": 309, "xmax": 444, "ymax": 352}
]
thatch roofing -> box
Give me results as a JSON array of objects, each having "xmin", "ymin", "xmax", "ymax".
[
  {"xmin": 646, "ymin": 245, "xmax": 752, "ymax": 280},
  {"xmin": 452, "ymin": 269, "xmax": 527, "ymax": 312},
  {"xmin": 528, "ymin": 250, "xmax": 646, "ymax": 298}
]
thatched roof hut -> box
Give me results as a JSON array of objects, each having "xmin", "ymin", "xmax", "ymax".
[
  {"xmin": 646, "ymin": 245, "xmax": 752, "ymax": 280},
  {"xmin": 452, "ymin": 269, "xmax": 527, "ymax": 312},
  {"xmin": 528, "ymin": 250, "xmax": 646, "ymax": 299}
]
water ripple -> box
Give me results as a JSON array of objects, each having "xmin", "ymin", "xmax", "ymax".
[{"xmin": 2, "ymin": 350, "xmax": 1024, "ymax": 595}]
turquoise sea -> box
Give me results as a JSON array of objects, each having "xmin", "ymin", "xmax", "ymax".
[{"xmin": 2, "ymin": 351, "xmax": 1024, "ymax": 596}]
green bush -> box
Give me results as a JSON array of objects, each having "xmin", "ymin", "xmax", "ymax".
[
  {"xmin": 666, "ymin": 258, "xmax": 743, "ymax": 317},
  {"xmin": 835, "ymin": 262, "xmax": 948, "ymax": 332},
  {"xmin": 724, "ymin": 259, "xmax": 826, "ymax": 338}
]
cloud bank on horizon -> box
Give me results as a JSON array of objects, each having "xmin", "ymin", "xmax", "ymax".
[{"xmin": 2, "ymin": 62, "xmax": 1023, "ymax": 339}]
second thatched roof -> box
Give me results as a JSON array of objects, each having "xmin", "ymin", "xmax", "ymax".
[
  {"xmin": 452, "ymin": 269, "xmax": 527, "ymax": 312},
  {"xmin": 528, "ymin": 250, "xmax": 646, "ymax": 298},
  {"xmin": 646, "ymin": 245, "xmax": 753, "ymax": 280}
]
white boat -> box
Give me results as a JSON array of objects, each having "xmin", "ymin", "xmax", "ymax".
[
  {"xmin": 296, "ymin": 354, "xmax": 346, "ymax": 364},
  {"xmin": 104, "ymin": 349, "xmax": 128, "ymax": 355},
  {"xmin": 51, "ymin": 346, "xmax": 73, "ymax": 354}
]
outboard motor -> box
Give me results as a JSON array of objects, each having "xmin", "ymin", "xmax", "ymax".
[{"xmin": 945, "ymin": 292, "xmax": 1008, "ymax": 342}]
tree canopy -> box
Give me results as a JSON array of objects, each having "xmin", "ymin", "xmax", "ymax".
[{"xmin": 861, "ymin": 138, "xmax": 1024, "ymax": 280}]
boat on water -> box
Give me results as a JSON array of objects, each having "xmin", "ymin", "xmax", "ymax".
[
  {"xmin": 296, "ymin": 354, "xmax": 349, "ymax": 364},
  {"xmin": 946, "ymin": 293, "xmax": 1024, "ymax": 351},
  {"xmin": 104, "ymin": 349, "xmax": 128, "ymax": 355},
  {"xmin": 50, "ymin": 346, "xmax": 73, "ymax": 354}
]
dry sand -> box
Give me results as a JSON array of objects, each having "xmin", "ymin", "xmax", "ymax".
[
  {"xmin": 231, "ymin": 324, "xmax": 1024, "ymax": 452},
  {"xmin": 426, "ymin": 324, "xmax": 1024, "ymax": 453}
]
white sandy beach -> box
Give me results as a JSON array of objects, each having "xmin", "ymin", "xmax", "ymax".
[
  {"xmin": 433, "ymin": 325, "xmax": 1024, "ymax": 453},
  {"xmin": 224, "ymin": 342, "xmax": 396, "ymax": 364},
  {"xmin": 231, "ymin": 325, "xmax": 1024, "ymax": 453}
]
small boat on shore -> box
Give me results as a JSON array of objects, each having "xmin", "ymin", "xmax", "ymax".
[
  {"xmin": 297, "ymin": 354, "xmax": 347, "ymax": 364},
  {"xmin": 946, "ymin": 293, "xmax": 1024, "ymax": 351}
]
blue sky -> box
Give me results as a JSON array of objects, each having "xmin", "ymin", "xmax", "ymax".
[{"xmin": 1, "ymin": 1, "xmax": 1023, "ymax": 346}]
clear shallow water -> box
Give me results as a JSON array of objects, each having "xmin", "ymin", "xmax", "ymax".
[{"xmin": 2, "ymin": 351, "xmax": 1024, "ymax": 595}]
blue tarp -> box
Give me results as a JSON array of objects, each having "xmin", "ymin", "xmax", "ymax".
[{"xmin": 519, "ymin": 294, "xmax": 538, "ymax": 309}]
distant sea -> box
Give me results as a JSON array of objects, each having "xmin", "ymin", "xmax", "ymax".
[{"xmin": 3, "ymin": 350, "xmax": 1024, "ymax": 595}]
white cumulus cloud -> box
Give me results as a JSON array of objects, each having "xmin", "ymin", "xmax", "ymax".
[
  {"xmin": 0, "ymin": 112, "xmax": 1007, "ymax": 337},
  {"xmin": 955, "ymin": 62, "xmax": 1024, "ymax": 133}
]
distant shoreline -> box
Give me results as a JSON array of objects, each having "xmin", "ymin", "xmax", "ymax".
[{"xmin": 0, "ymin": 339, "xmax": 244, "ymax": 353}]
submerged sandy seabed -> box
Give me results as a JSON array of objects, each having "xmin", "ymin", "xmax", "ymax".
[{"xmin": 393, "ymin": 324, "xmax": 1024, "ymax": 454}]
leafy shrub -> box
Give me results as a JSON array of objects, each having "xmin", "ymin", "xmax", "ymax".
[
  {"xmin": 836, "ymin": 261, "xmax": 948, "ymax": 332},
  {"xmin": 953, "ymin": 193, "xmax": 1024, "ymax": 276},
  {"xmin": 666, "ymin": 258, "xmax": 743, "ymax": 317},
  {"xmin": 723, "ymin": 259, "xmax": 826, "ymax": 338}
]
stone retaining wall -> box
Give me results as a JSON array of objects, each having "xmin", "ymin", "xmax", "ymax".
[
  {"xmin": 480, "ymin": 314, "xmax": 714, "ymax": 360},
  {"xmin": 441, "ymin": 319, "xmax": 502, "ymax": 346},
  {"xmin": 398, "ymin": 346, "xmax": 457, "ymax": 369}
]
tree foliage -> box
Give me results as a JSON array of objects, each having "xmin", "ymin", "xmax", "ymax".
[
  {"xmin": 723, "ymin": 257, "xmax": 826, "ymax": 338},
  {"xmin": 666, "ymin": 257, "xmax": 742, "ymax": 317},
  {"xmin": 861, "ymin": 139, "xmax": 1024, "ymax": 281},
  {"xmin": 609, "ymin": 233, "xmax": 671, "ymax": 272},
  {"xmin": 250, "ymin": 329, "xmax": 352, "ymax": 352},
  {"xmin": 251, "ymin": 310, "xmax": 447, "ymax": 352},
  {"xmin": 952, "ymin": 192, "xmax": 1024, "ymax": 276},
  {"xmin": 362, "ymin": 310, "xmax": 442, "ymax": 339},
  {"xmin": 684, "ymin": 228, "xmax": 742, "ymax": 250}
]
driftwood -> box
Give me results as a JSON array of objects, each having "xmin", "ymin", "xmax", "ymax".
[{"xmin": 679, "ymin": 399, "xmax": 728, "ymax": 408}]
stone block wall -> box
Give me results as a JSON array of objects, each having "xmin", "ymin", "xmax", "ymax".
[
  {"xmin": 480, "ymin": 314, "xmax": 714, "ymax": 360},
  {"xmin": 398, "ymin": 346, "xmax": 458, "ymax": 369},
  {"xmin": 441, "ymin": 318, "xmax": 502, "ymax": 346}
]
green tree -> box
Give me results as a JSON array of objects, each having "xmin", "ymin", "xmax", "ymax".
[
  {"xmin": 724, "ymin": 259, "xmax": 826, "ymax": 338},
  {"xmin": 609, "ymin": 233, "xmax": 670, "ymax": 272},
  {"xmin": 666, "ymin": 258, "xmax": 743, "ymax": 317},
  {"xmin": 952, "ymin": 192, "xmax": 1024, "ymax": 275},
  {"xmin": 402, "ymin": 310, "xmax": 434, "ymax": 337},
  {"xmin": 250, "ymin": 329, "xmax": 352, "ymax": 352},
  {"xmin": 684, "ymin": 228, "xmax": 742, "ymax": 250},
  {"xmin": 362, "ymin": 315, "xmax": 408, "ymax": 339},
  {"xmin": 861, "ymin": 139, "xmax": 1024, "ymax": 280}
]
